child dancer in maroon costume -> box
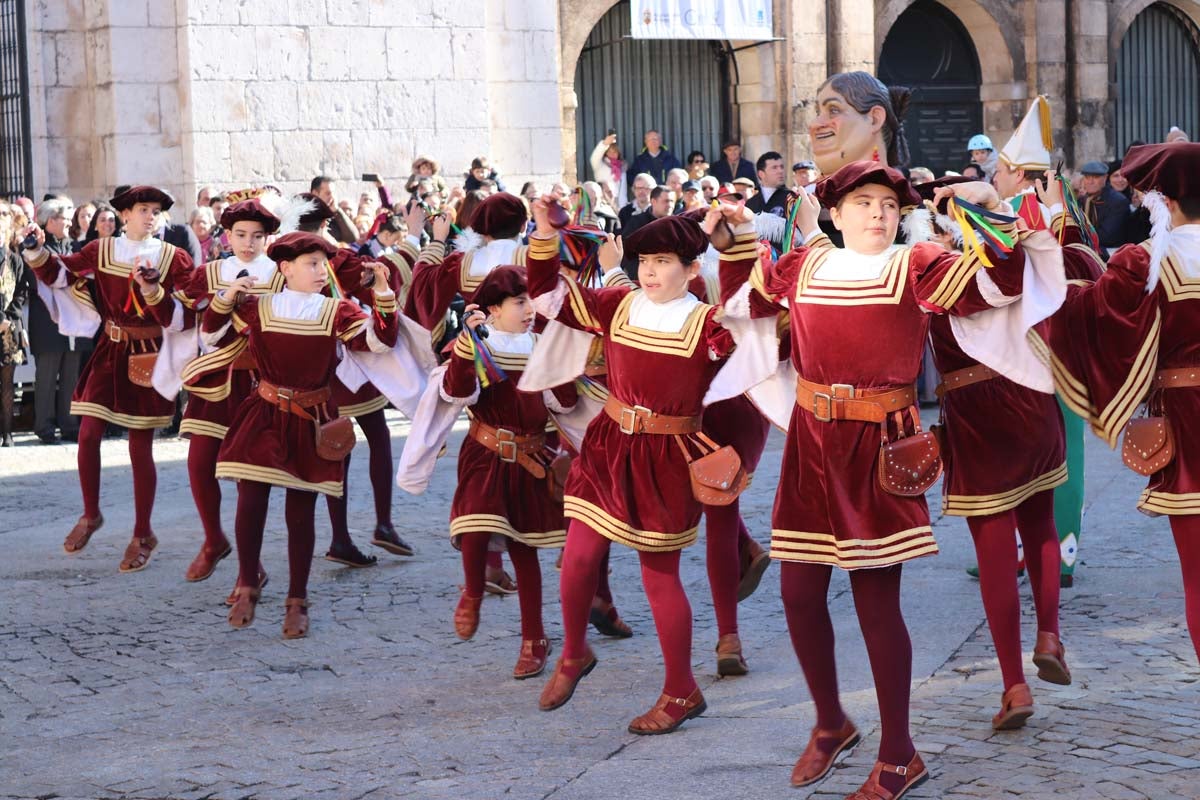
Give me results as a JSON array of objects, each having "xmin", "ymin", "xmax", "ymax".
[
  {"xmin": 212, "ymin": 232, "xmax": 398, "ymax": 638},
  {"xmin": 22, "ymin": 186, "xmax": 193, "ymax": 572},
  {"xmin": 176, "ymin": 197, "xmax": 282, "ymax": 586},
  {"xmin": 444, "ymin": 266, "xmax": 575, "ymax": 679},
  {"xmin": 719, "ymin": 163, "xmax": 1050, "ymax": 798},
  {"xmin": 530, "ymin": 200, "xmax": 744, "ymax": 735},
  {"xmin": 1045, "ymin": 142, "xmax": 1200, "ymax": 660}
]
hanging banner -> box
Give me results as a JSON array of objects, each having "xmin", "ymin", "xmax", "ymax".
[{"xmin": 630, "ymin": 0, "xmax": 774, "ymax": 40}]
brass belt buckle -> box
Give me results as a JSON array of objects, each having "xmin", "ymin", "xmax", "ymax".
[
  {"xmin": 108, "ymin": 323, "xmax": 122, "ymax": 343},
  {"xmin": 813, "ymin": 384, "xmax": 855, "ymax": 422},
  {"xmin": 496, "ymin": 428, "xmax": 518, "ymax": 463},
  {"xmin": 277, "ymin": 386, "xmax": 294, "ymax": 414},
  {"xmin": 618, "ymin": 405, "xmax": 651, "ymax": 435}
]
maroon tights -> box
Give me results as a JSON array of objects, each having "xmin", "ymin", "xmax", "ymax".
[
  {"xmin": 186, "ymin": 435, "xmax": 227, "ymax": 550},
  {"xmin": 1171, "ymin": 515, "xmax": 1200, "ymax": 660},
  {"xmin": 967, "ymin": 490, "xmax": 1061, "ymax": 690},
  {"xmin": 234, "ymin": 480, "xmax": 317, "ymax": 599},
  {"xmin": 326, "ymin": 409, "xmax": 393, "ymax": 547},
  {"xmin": 78, "ymin": 416, "xmax": 156, "ymax": 537},
  {"xmin": 781, "ymin": 560, "xmax": 914, "ymax": 790},
  {"xmin": 459, "ymin": 533, "xmax": 545, "ymax": 640},
  {"xmin": 560, "ymin": 520, "xmax": 696, "ymax": 698},
  {"xmin": 704, "ymin": 500, "xmax": 745, "ymax": 636}
]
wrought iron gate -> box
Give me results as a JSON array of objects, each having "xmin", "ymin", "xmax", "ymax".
[
  {"xmin": 0, "ymin": 0, "xmax": 31, "ymax": 201},
  {"xmin": 1115, "ymin": 2, "xmax": 1200, "ymax": 154},
  {"xmin": 574, "ymin": 0, "xmax": 730, "ymax": 185}
]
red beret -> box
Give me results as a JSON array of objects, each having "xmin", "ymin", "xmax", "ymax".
[
  {"xmin": 912, "ymin": 175, "xmax": 973, "ymax": 211},
  {"xmin": 267, "ymin": 231, "xmax": 338, "ymax": 263},
  {"xmin": 624, "ymin": 215, "xmax": 708, "ymax": 263},
  {"xmin": 220, "ymin": 198, "xmax": 280, "ymax": 234},
  {"xmin": 1120, "ymin": 142, "xmax": 1200, "ymax": 200},
  {"xmin": 815, "ymin": 162, "xmax": 921, "ymax": 209},
  {"xmin": 472, "ymin": 265, "xmax": 528, "ymax": 310},
  {"xmin": 111, "ymin": 185, "xmax": 175, "ymax": 212},
  {"xmin": 469, "ymin": 192, "xmax": 528, "ymax": 238}
]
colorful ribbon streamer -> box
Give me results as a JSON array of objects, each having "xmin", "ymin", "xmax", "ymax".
[
  {"xmin": 949, "ymin": 198, "xmax": 1016, "ymax": 268},
  {"xmin": 468, "ymin": 325, "xmax": 507, "ymax": 388}
]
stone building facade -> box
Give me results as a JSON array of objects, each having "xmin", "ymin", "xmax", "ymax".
[{"xmin": 14, "ymin": 0, "xmax": 1200, "ymax": 207}]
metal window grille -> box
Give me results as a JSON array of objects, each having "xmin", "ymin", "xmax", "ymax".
[
  {"xmin": 1115, "ymin": 2, "xmax": 1200, "ymax": 154},
  {"xmin": 0, "ymin": 0, "xmax": 32, "ymax": 201}
]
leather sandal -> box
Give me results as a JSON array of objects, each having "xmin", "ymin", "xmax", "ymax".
[
  {"xmin": 227, "ymin": 586, "xmax": 260, "ymax": 629},
  {"xmin": 1032, "ymin": 631, "xmax": 1072, "ymax": 685},
  {"xmin": 716, "ymin": 633, "xmax": 748, "ymax": 676},
  {"xmin": 225, "ymin": 564, "xmax": 268, "ymax": 606},
  {"xmin": 118, "ymin": 534, "xmax": 158, "ymax": 573},
  {"xmin": 628, "ymin": 687, "xmax": 707, "ymax": 735},
  {"xmin": 845, "ymin": 752, "xmax": 928, "ymax": 800},
  {"xmin": 185, "ymin": 540, "xmax": 232, "ymax": 582},
  {"xmin": 454, "ymin": 592, "xmax": 483, "ymax": 640},
  {"xmin": 282, "ymin": 597, "xmax": 310, "ymax": 639},
  {"xmin": 513, "ymin": 638, "xmax": 551, "ymax": 680},
  {"xmin": 371, "ymin": 522, "xmax": 414, "ymax": 556},
  {"xmin": 484, "ymin": 568, "xmax": 518, "ymax": 595},
  {"xmin": 737, "ymin": 538, "xmax": 772, "ymax": 602},
  {"xmin": 791, "ymin": 717, "xmax": 860, "ymax": 787},
  {"xmin": 63, "ymin": 513, "xmax": 104, "ymax": 553},
  {"xmin": 324, "ymin": 541, "xmax": 377, "ymax": 568},
  {"xmin": 539, "ymin": 648, "xmax": 598, "ymax": 711},
  {"xmin": 992, "ymin": 682, "xmax": 1034, "ymax": 730},
  {"xmin": 588, "ymin": 604, "xmax": 633, "ymax": 638}
]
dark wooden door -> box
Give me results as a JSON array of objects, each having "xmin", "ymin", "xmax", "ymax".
[
  {"xmin": 878, "ymin": 0, "xmax": 982, "ymax": 176},
  {"xmin": 1115, "ymin": 2, "xmax": 1200, "ymax": 153}
]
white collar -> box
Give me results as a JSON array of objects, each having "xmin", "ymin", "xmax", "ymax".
[
  {"xmin": 469, "ymin": 237, "xmax": 521, "ymax": 277},
  {"xmin": 272, "ymin": 287, "xmax": 327, "ymax": 320},
  {"xmin": 1167, "ymin": 224, "xmax": 1200, "ymax": 280},
  {"xmin": 220, "ymin": 253, "xmax": 276, "ymax": 282},
  {"xmin": 815, "ymin": 245, "xmax": 902, "ymax": 281},
  {"xmin": 628, "ymin": 290, "xmax": 700, "ymax": 333},
  {"xmin": 484, "ymin": 328, "xmax": 534, "ymax": 355},
  {"xmin": 114, "ymin": 235, "xmax": 163, "ymax": 263}
]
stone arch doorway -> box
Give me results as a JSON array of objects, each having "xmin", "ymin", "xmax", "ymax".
[
  {"xmin": 572, "ymin": 0, "xmax": 733, "ymax": 189},
  {"xmin": 1114, "ymin": 2, "xmax": 1200, "ymax": 152},
  {"xmin": 878, "ymin": 0, "xmax": 982, "ymax": 175}
]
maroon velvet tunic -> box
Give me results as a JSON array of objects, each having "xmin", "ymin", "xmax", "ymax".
[
  {"xmin": 28, "ymin": 236, "xmax": 193, "ymax": 429},
  {"xmin": 1046, "ymin": 239, "xmax": 1200, "ymax": 516},
  {"xmin": 527, "ymin": 235, "xmax": 736, "ymax": 552},
  {"xmin": 725, "ymin": 226, "xmax": 1028, "ymax": 569},
  {"xmin": 404, "ymin": 240, "xmax": 530, "ymax": 337},
  {"xmin": 443, "ymin": 331, "xmax": 575, "ymax": 548},
  {"xmin": 176, "ymin": 257, "xmax": 285, "ymax": 439},
  {"xmin": 207, "ymin": 289, "xmax": 399, "ymax": 497}
]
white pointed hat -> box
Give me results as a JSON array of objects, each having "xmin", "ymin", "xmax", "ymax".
[{"xmin": 999, "ymin": 96, "xmax": 1053, "ymax": 172}]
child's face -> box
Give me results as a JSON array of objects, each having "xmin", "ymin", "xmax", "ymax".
[
  {"xmin": 970, "ymin": 149, "xmax": 991, "ymax": 164},
  {"xmin": 281, "ymin": 252, "xmax": 328, "ymax": 293},
  {"xmin": 229, "ymin": 220, "xmax": 267, "ymax": 262},
  {"xmin": 829, "ymin": 183, "xmax": 900, "ymax": 255},
  {"xmin": 489, "ymin": 293, "xmax": 534, "ymax": 333},
  {"xmin": 637, "ymin": 252, "xmax": 698, "ymax": 304}
]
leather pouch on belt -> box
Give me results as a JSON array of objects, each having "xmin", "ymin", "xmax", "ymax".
[
  {"xmin": 877, "ymin": 410, "xmax": 942, "ymax": 497},
  {"xmin": 315, "ymin": 416, "xmax": 356, "ymax": 461},
  {"xmin": 127, "ymin": 352, "xmax": 158, "ymax": 389}
]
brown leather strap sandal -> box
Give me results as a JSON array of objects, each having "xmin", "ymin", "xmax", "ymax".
[
  {"xmin": 63, "ymin": 514, "xmax": 104, "ymax": 553},
  {"xmin": 225, "ymin": 564, "xmax": 268, "ymax": 606},
  {"xmin": 513, "ymin": 638, "xmax": 551, "ymax": 680},
  {"xmin": 227, "ymin": 586, "xmax": 261, "ymax": 629},
  {"xmin": 992, "ymin": 682, "xmax": 1034, "ymax": 730},
  {"xmin": 628, "ymin": 687, "xmax": 707, "ymax": 736},
  {"xmin": 539, "ymin": 648, "xmax": 598, "ymax": 711},
  {"xmin": 1032, "ymin": 631, "xmax": 1072, "ymax": 685},
  {"xmin": 454, "ymin": 592, "xmax": 483, "ymax": 640},
  {"xmin": 791, "ymin": 718, "xmax": 860, "ymax": 787},
  {"xmin": 588, "ymin": 603, "xmax": 633, "ymax": 638},
  {"xmin": 185, "ymin": 541, "xmax": 232, "ymax": 582},
  {"xmin": 845, "ymin": 752, "xmax": 928, "ymax": 800},
  {"xmin": 282, "ymin": 597, "xmax": 310, "ymax": 639},
  {"xmin": 716, "ymin": 633, "xmax": 748, "ymax": 676},
  {"xmin": 118, "ymin": 534, "xmax": 159, "ymax": 573},
  {"xmin": 737, "ymin": 539, "xmax": 772, "ymax": 602}
]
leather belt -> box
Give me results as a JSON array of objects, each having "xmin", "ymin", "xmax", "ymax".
[
  {"xmin": 603, "ymin": 395, "xmax": 703, "ymax": 435},
  {"xmin": 796, "ymin": 377, "xmax": 916, "ymax": 423},
  {"xmin": 104, "ymin": 320, "xmax": 162, "ymax": 343},
  {"xmin": 935, "ymin": 364, "xmax": 999, "ymax": 398},
  {"xmin": 584, "ymin": 364, "xmax": 608, "ymax": 378},
  {"xmin": 256, "ymin": 379, "xmax": 330, "ymax": 422},
  {"xmin": 468, "ymin": 418, "xmax": 547, "ymax": 478},
  {"xmin": 1153, "ymin": 367, "xmax": 1200, "ymax": 390}
]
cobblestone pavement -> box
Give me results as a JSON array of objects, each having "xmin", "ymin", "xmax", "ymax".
[{"xmin": 1, "ymin": 410, "xmax": 1197, "ymax": 800}]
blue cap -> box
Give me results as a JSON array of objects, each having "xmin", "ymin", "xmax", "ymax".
[
  {"xmin": 1080, "ymin": 160, "xmax": 1109, "ymax": 175},
  {"xmin": 967, "ymin": 134, "xmax": 993, "ymax": 151}
]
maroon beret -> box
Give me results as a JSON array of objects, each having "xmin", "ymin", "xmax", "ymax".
[
  {"xmin": 472, "ymin": 265, "xmax": 528, "ymax": 310},
  {"xmin": 1121, "ymin": 142, "xmax": 1200, "ymax": 200},
  {"xmin": 267, "ymin": 231, "xmax": 338, "ymax": 263},
  {"xmin": 110, "ymin": 185, "xmax": 175, "ymax": 212},
  {"xmin": 912, "ymin": 175, "xmax": 974, "ymax": 211},
  {"xmin": 469, "ymin": 192, "xmax": 528, "ymax": 238},
  {"xmin": 220, "ymin": 198, "xmax": 280, "ymax": 235},
  {"xmin": 815, "ymin": 161, "xmax": 921, "ymax": 209},
  {"xmin": 624, "ymin": 215, "xmax": 708, "ymax": 263}
]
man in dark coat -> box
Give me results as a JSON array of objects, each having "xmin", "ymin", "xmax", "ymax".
[
  {"xmin": 746, "ymin": 151, "xmax": 793, "ymax": 217},
  {"xmin": 1080, "ymin": 160, "xmax": 1131, "ymax": 257},
  {"xmin": 709, "ymin": 141, "xmax": 758, "ymax": 187},
  {"xmin": 626, "ymin": 130, "xmax": 681, "ymax": 186}
]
